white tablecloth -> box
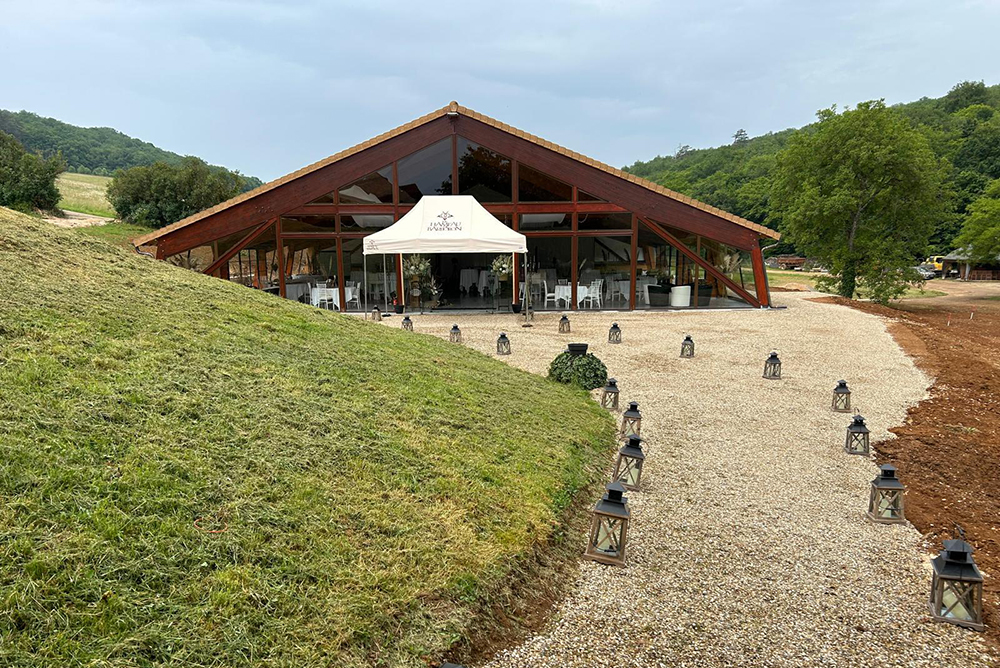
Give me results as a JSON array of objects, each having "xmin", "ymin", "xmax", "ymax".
[
  {"xmin": 310, "ymin": 286, "xmax": 356, "ymax": 310},
  {"xmin": 554, "ymin": 284, "xmax": 588, "ymax": 306},
  {"xmin": 460, "ymin": 268, "xmax": 479, "ymax": 292},
  {"xmin": 285, "ymin": 282, "xmax": 312, "ymax": 301}
]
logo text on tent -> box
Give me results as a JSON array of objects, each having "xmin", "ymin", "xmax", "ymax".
[{"xmin": 427, "ymin": 211, "xmax": 462, "ymax": 232}]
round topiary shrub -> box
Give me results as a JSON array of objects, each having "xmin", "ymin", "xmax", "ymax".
[{"xmin": 548, "ymin": 351, "xmax": 608, "ymax": 390}]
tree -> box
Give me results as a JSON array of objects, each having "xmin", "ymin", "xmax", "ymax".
[
  {"xmin": 0, "ymin": 131, "xmax": 64, "ymax": 212},
  {"xmin": 955, "ymin": 179, "xmax": 1000, "ymax": 263},
  {"xmin": 943, "ymin": 80, "xmax": 990, "ymax": 113},
  {"xmin": 770, "ymin": 101, "xmax": 949, "ymax": 303},
  {"xmin": 732, "ymin": 128, "xmax": 749, "ymax": 145},
  {"xmin": 106, "ymin": 157, "xmax": 244, "ymax": 228}
]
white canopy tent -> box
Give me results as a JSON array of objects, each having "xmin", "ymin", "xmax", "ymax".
[{"xmin": 361, "ymin": 195, "xmax": 528, "ymax": 314}]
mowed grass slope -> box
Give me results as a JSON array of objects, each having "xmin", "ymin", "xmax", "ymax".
[
  {"xmin": 0, "ymin": 207, "xmax": 614, "ymax": 666},
  {"xmin": 56, "ymin": 172, "xmax": 114, "ymax": 217}
]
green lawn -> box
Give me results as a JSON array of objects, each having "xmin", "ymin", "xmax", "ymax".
[
  {"xmin": 766, "ymin": 268, "xmax": 945, "ymax": 300},
  {"xmin": 75, "ymin": 220, "xmax": 153, "ymax": 247},
  {"xmin": 0, "ymin": 206, "xmax": 613, "ymax": 667},
  {"xmin": 56, "ymin": 172, "xmax": 114, "ymax": 217}
]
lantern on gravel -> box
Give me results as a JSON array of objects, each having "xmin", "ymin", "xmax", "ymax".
[
  {"xmin": 832, "ymin": 380, "xmax": 851, "ymax": 413},
  {"xmin": 844, "ymin": 413, "xmax": 870, "ymax": 456},
  {"xmin": 371, "ymin": 306, "xmax": 382, "ymax": 322},
  {"xmin": 608, "ymin": 322, "xmax": 622, "ymax": 344},
  {"xmin": 449, "ymin": 324, "xmax": 462, "ymax": 343},
  {"xmin": 600, "ymin": 378, "xmax": 620, "ymax": 410},
  {"xmin": 619, "ymin": 401, "xmax": 642, "ymax": 440},
  {"xmin": 762, "ymin": 351, "xmax": 782, "ymax": 380},
  {"xmin": 613, "ymin": 434, "xmax": 646, "ymax": 491},
  {"xmin": 496, "ymin": 332, "xmax": 511, "ymax": 355},
  {"xmin": 929, "ymin": 538, "xmax": 985, "ymax": 631},
  {"xmin": 401, "ymin": 315, "xmax": 413, "ymax": 331},
  {"xmin": 866, "ymin": 464, "xmax": 905, "ymax": 524},
  {"xmin": 680, "ymin": 334, "xmax": 695, "ymax": 358},
  {"xmin": 584, "ymin": 481, "xmax": 630, "ymax": 566},
  {"xmin": 559, "ymin": 314, "xmax": 571, "ymax": 333}
]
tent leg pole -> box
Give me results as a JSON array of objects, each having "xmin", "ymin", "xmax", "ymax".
[{"xmin": 363, "ymin": 255, "xmax": 368, "ymax": 317}]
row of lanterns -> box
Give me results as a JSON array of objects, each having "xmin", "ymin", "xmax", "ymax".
[
  {"xmin": 584, "ymin": 398, "xmax": 644, "ymax": 567},
  {"xmin": 832, "ymin": 380, "xmax": 984, "ymax": 630}
]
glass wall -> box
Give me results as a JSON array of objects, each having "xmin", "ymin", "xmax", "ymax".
[
  {"xmin": 578, "ymin": 212, "xmax": 631, "ymax": 231},
  {"xmin": 519, "ymin": 213, "xmax": 570, "ymax": 231},
  {"xmin": 338, "ymin": 165, "xmax": 393, "ymax": 204},
  {"xmin": 700, "ymin": 239, "xmax": 752, "ymax": 307},
  {"xmin": 342, "ymin": 239, "xmax": 395, "ymax": 311},
  {"xmin": 457, "ymin": 138, "xmax": 512, "ymax": 202},
  {"xmin": 281, "ymin": 239, "xmax": 338, "ymax": 306},
  {"xmin": 525, "ymin": 237, "xmax": 572, "ymax": 310},
  {"xmin": 340, "ymin": 214, "xmax": 393, "ymax": 232},
  {"xmin": 519, "ymin": 164, "xmax": 572, "ymax": 202},
  {"xmin": 577, "ymin": 236, "xmax": 631, "ymax": 309},
  {"xmin": 398, "ymin": 138, "xmax": 452, "ymax": 203},
  {"xmin": 280, "ymin": 215, "xmax": 337, "ymax": 233}
]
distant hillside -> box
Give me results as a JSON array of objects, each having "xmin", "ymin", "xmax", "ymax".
[
  {"xmin": 624, "ymin": 81, "xmax": 1000, "ymax": 253},
  {"xmin": 0, "ymin": 109, "xmax": 262, "ymax": 189}
]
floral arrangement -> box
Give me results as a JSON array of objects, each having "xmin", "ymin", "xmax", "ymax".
[
  {"xmin": 403, "ymin": 254, "xmax": 431, "ymax": 279},
  {"xmin": 491, "ymin": 254, "xmax": 513, "ymax": 276}
]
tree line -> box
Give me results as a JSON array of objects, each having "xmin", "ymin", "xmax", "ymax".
[{"xmin": 625, "ymin": 80, "xmax": 1000, "ymax": 302}]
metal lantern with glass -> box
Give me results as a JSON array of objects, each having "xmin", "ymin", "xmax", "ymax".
[
  {"xmin": 371, "ymin": 306, "xmax": 382, "ymax": 322},
  {"xmin": 929, "ymin": 538, "xmax": 985, "ymax": 631},
  {"xmin": 680, "ymin": 335, "xmax": 695, "ymax": 358},
  {"xmin": 867, "ymin": 464, "xmax": 905, "ymax": 524},
  {"xmin": 449, "ymin": 324, "xmax": 462, "ymax": 343},
  {"xmin": 401, "ymin": 315, "xmax": 413, "ymax": 331},
  {"xmin": 613, "ymin": 434, "xmax": 646, "ymax": 491},
  {"xmin": 619, "ymin": 401, "xmax": 642, "ymax": 440},
  {"xmin": 496, "ymin": 332, "xmax": 511, "ymax": 355},
  {"xmin": 600, "ymin": 378, "xmax": 620, "ymax": 410},
  {"xmin": 845, "ymin": 413, "xmax": 870, "ymax": 456},
  {"xmin": 763, "ymin": 351, "xmax": 782, "ymax": 380},
  {"xmin": 832, "ymin": 380, "xmax": 851, "ymax": 412},
  {"xmin": 608, "ymin": 322, "xmax": 622, "ymax": 344},
  {"xmin": 559, "ymin": 315, "xmax": 571, "ymax": 333},
  {"xmin": 584, "ymin": 481, "xmax": 631, "ymax": 566}
]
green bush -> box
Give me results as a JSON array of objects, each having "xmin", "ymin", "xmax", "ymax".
[
  {"xmin": 0, "ymin": 131, "xmax": 63, "ymax": 212},
  {"xmin": 107, "ymin": 157, "xmax": 245, "ymax": 227},
  {"xmin": 548, "ymin": 351, "xmax": 608, "ymax": 390}
]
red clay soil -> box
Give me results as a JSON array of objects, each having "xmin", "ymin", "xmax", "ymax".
[{"xmin": 816, "ymin": 288, "xmax": 1000, "ymax": 645}]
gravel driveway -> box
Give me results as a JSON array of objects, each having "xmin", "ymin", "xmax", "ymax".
[{"xmin": 382, "ymin": 292, "xmax": 994, "ymax": 667}]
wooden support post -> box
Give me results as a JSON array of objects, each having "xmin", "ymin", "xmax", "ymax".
[
  {"xmin": 255, "ymin": 249, "xmax": 267, "ymax": 289},
  {"xmin": 630, "ymin": 214, "xmax": 638, "ymax": 310},
  {"xmin": 276, "ymin": 218, "xmax": 286, "ymax": 298},
  {"xmin": 751, "ymin": 244, "xmax": 770, "ymax": 307},
  {"xmin": 202, "ymin": 219, "xmax": 274, "ymax": 277}
]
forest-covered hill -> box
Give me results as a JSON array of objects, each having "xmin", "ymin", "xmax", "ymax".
[
  {"xmin": 624, "ymin": 81, "xmax": 1000, "ymax": 253},
  {"xmin": 0, "ymin": 109, "xmax": 261, "ymax": 189}
]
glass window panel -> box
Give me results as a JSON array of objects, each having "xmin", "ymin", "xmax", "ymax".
[
  {"xmin": 306, "ymin": 191, "xmax": 334, "ymax": 205},
  {"xmin": 340, "ymin": 214, "xmax": 394, "ymax": 231},
  {"xmin": 635, "ymin": 223, "xmax": 695, "ymax": 309},
  {"xmin": 519, "ymin": 213, "xmax": 570, "ymax": 231},
  {"xmin": 338, "ymin": 165, "xmax": 393, "ymax": 204},
  {"xmin": 457, "ymin": 137, "xmax": 511, "ymax": 202},
  {"xmin": 699, "ymin": 237, "xmax": 753, "ymax": 307},
  {"xmin": 577, "ymin": 236, "xmax": 631, "ymax": 309},
  {"xmin": 280, "ymin": 215, "xmax": 337, "ymax": 233},
  {"xmin": 578, "ymin": 212, "xmax": 631, "ymax": 231},
  {"xmin": 398, "ymin": 138, "xmax": 452, "ymax": 203},
  {"xmin": 518, "ymin": 164, "xmax": 572, "ymax": 202},
  {"xmin": 525, "ymin": 237, "xmax": 572, "ymax": 310},
  {"xmin": 342, "ymin": 239, "xmax": 395, "ymax": 311},
  {"xmin": 281, "ymin": 239, "xmax": 338, "ymax": 306},
  {"xmin": 578, "ymin": 189, "xmax": 605, "ymax": 202}
]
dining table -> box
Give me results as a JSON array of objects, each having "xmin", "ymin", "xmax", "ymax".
[{"xmin": 554, "ymin": 283, "xmax": 589, "ymax": 306}]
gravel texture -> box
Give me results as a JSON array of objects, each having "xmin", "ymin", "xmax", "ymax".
[{"xmin": 379, "ymin": 292, "xmax": 995, "ymax": 667}]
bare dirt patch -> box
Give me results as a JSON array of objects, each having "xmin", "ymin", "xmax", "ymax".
[
  {"xmin": 43, "ymin": 209, "xmax": 113, "ymax": 228},
  {"xmin": 816, "ymin": 283, "xmax": 1000, "ymax": 647}
]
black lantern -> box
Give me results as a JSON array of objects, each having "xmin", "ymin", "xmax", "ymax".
[
  {"xmin": 613, "ymin": 434, "xmax": 646, "ymax": 491},
  {"xmin": 832, "ymin": 380, "xmax": 851, "ymax": 412},
  {"xmin": 680, "ymin": 334, "xmax": 695, "ymax": 358},
  {"xmin": 608, "ymin": 322, "xmax": 622, "ymax": 344},
  {"xmin": 762, "ymin": 351, "xmax": 781, "ymax": 379},
  {"xmin": 600, "ymin": 378, "xmax": 620, "ymax": 410},
  {"xmin": 845, "ymin": 413, "xmax": 870, "ymax": 456},
  {"xmin": 619, "ymin": 401, "xmax": 642, "ymax": 440},
  {"xmin": 929, "ymin": 538, "xmax": 985, "ymax": 631},
  {"xmin": 584, "ymin": 481, "xmax": 630, "ymax": 566},
  {"xmin": 371, "ymin": 306, "xmax": 382, "ymax": 322},
  {"xmin": 559, "ymin": 315, "xmax": 571, "ymax": 333},
  {"xmin": 401, "ymin": 315, "xmax": 413, "ymax": 331},
  {"xmin": 867, "ymin": 464, "xmax": 905, "ymax": 524},
  {"xmin": 496, "ymin": 332, "xmax": 511, "ymax": 355},
  {"xmin": 449, "ymin": 324, "xmax": 462, "ymax": 343}
]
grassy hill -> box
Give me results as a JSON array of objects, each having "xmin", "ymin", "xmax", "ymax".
[
  {"xmin": 56, "ymin": 173, "xmax": 114, "ymax": 217},
  {"xmin": 0, "ymin": 206, "xmax": 613, "ymax": 666}
]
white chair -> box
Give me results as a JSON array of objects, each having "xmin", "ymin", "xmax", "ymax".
[
  {"xmin": 345, "ymin": 286, "xmax": 361, "ymax": 310},
  {"xmin": 584, "ymin": 279, "xmax": 603, "ymax": 309},
  {"xmin": 312, "ymin": 287, "xmax": 337, "ymax": 310},
  {"xmin": 543, "ymin": 280, "xmax": 558, "ymax": 309}
]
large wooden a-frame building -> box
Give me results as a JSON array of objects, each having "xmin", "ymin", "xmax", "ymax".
[{"xmin": 134, "ymin": 102, "xmax": 780, "ymax": 311}]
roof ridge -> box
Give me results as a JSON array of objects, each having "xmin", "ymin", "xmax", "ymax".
[{"xmin": 134, "ymin": 102, "xmax": 779, "ymax": 247}]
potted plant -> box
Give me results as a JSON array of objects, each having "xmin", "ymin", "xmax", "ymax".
[{"xmin": 403, "ymin": 255, "xmax": 435, "ymax": 313}]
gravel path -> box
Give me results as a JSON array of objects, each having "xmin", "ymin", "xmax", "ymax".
[{"xmin": 381, "ymin": 292, "xmax": 994, "ymax": 667}]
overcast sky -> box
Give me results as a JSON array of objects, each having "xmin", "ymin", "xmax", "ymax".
[{"xmin": 2, "ymin": 0, "xmax": 998, "ymax": 180}]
